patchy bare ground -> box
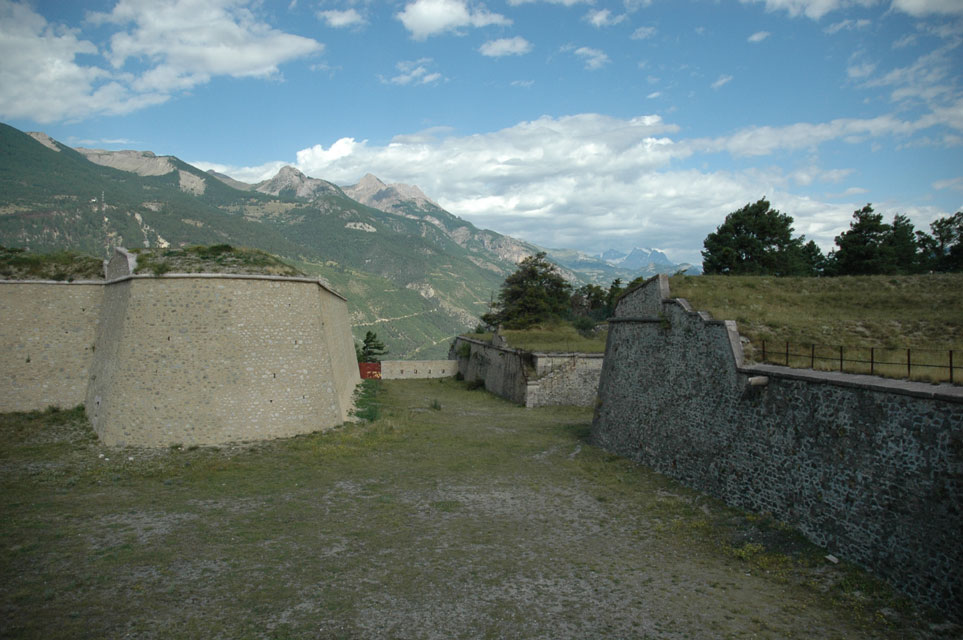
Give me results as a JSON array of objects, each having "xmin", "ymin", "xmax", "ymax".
[{"xmin": 0, "ymin": 381, "xmax": 957, "ymax": 639}]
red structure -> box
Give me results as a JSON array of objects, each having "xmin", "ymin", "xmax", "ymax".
[{"xmin": 359, "ymin": 362, "xmax": 382, "ymax": 379}]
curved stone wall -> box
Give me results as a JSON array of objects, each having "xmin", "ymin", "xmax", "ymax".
[
  {"xmin": 85, "ymin": 275, "xmax": 359, "ymax": 446},
  {"xmin": 1, "ymin": 269, "xmax": 360, "ymax": 447}
]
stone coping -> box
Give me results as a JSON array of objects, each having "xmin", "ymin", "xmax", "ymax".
[
  {"xmin": 741, "ymin": 362, "xmax": 963, "ymax": 403},
  {"xmin": 0, "ymin": 273, "xmax": 347, "ymax": 302}
]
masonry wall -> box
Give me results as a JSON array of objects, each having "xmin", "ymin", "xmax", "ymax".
[
  {"xmin": 0, "ymin": 281, "xmax": 103, "ymax": 411},
  {"xmin": 592, "ymin": 274, "xmax": 963, "ymax": 618},
  {"xmin": 528, "ymin": 354, "xmax": 604, "ymax": 408},
  {"xmin": 450, "ymin": 337, "xmax": 602, "ymax": 408},
  {"xmin": 451, "ymin": 338, "xmax": 530, "ymax": 405},
  {"xmin": 85, "ymin": 275, "xmax": 359, "ymax": 446},
  {"xmin": 381, "ymin": 360, "xmax": 458, "ymax": 379},
  {"xmin": 317, "ymin": 286, "xmax": 363, "ymax": 421}
]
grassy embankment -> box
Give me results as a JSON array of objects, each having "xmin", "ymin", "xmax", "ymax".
[
  {"xmin": 1, "ymin": 380, "xmax": 955, "ymax": 639},
  {"xmin": 669, "ymin": 273, "xmax": 963, "ymax": 383}
]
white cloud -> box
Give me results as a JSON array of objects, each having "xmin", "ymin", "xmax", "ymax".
[
  {"xmin": 646, "ymin": 91, "xmax": 662, "ymax": 99},
  {"xmin": 396, "ymin": 0, "xmax": 510, "ymax": 40},
  {"xmin": 381, "ymin": 58, "xmax": 444, "ymax": 85},
  {"xmin": 739, "ymin": 0, "xmax": 880, "ymax": 20},
  {"xmin": 748, "ymin": 31, "xmax": 771, "ymax": 43},
  {"xmin": 932, "ymin": 176, "xmax": 963, "ymax": 191},
  {"xmin": 862, "ymin": 38, "xmax": 962, "ymax": 114},
  {"xmin": 584, "ymin": 9, "xmax": 626, "ymax": 27},
  {"xmin": 824, "ymin": 18, "xmax": 870, "ymax": 34},
  {"xmin": 318, "ymin": 9, "xmax": 365, "ymax": 28},
  {"xmin": 0, "ymin": 0, "xmax": 166, "ymax": 122},
  {"xmin": 92, "ymin": 0, "xmax": 323, "ymax": 92},
  {"xmin": 742, "ymin": 0, "xmax": 962, "ymax": 18},
  {"xmin": 198, "ymin": 111, "xmax": 955, "ymax": 261},
  {"xmin": 890, "ymin": 0, "xmax": 963, "ymax": 16},
  {"xmin": 570, "ymin": 46, "xmax": 610, "ymax": 69},
  {"xmin": 480, "ymin": 36, "xmax": 533, "ymax": 57},
  {"xmin": 689, "ymin": 114, "xmax": 924, "ymax": 157},
  {"xmin": 847, "ymin": 62, "xmax": 876, "ymax": 78},
  {"xmin": 506, "ymin": 0, "xmax": 591, "ymax": 5},
  {"xmin": 711, "ymin": 74, "xmax": 733, "ymax": 89},
  {"xmin": 0, "ymin": 0, "xmax": 322, "ymax": 123},
  {"xmin": 631, "ymin": 26, "xmax": 656, "ymax": 39}
]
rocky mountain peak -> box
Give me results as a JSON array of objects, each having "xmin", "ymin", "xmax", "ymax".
[
  {"xmin": 27, "ymin": 132, "xmax": 61, "ymax": 152},
  {"xmin": 255, "ymin": 165, "xmax": 339, "ymax": 199},
  {"xmin": 343, "ymin": 174, "xmax": 438, "ymax": 213}
]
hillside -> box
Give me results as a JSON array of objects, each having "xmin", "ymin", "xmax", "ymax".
[{"xmin": 1, "ymin": 122, "xmax": 696, "ymax": 358}]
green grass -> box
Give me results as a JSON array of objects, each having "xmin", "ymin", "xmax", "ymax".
[
  {"xmin": 669, "ymin": 273, "xmax": 963, "ymax": 382},
  {"xmin": 0, "ymin": 246, "xmax": 104, "ymax": 281},
  {"xmin": 465, "ymin": 322, "xmax": 608, "ymax": 353},
  {"xmin": 1, "ymin": 381, "xmax": 954, "ymax": 639}
]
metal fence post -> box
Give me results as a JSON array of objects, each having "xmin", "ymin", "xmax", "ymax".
[
  {"xmin": 907, "ymin": 348, "xmax": 911, "ymax": 379},
  {"xmin": 951, "ymin": 350, "xmax": 954, "ymax": 384},
  {"xmin": 839, "ymin": 346, "xmax": 844, "ymax": 372},
  {"xmin": 870, "ymin": 347, "xmax": 875, "ymax": 376},
  {"xmin": 785, "ymin": 341, "xmax": 790, "ymax": 366},
  {"xmin": 810, "ymin": 343, "xmax": 815, "ymax": 369}
]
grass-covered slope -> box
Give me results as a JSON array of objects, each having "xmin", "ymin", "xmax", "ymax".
[
  {"xmin": 1, "ymin": 382, "xmax": 953, "ymax": 639},
  {"xmin": 668, "ymin": 273, "xmax": 963, "ymax": 381}
]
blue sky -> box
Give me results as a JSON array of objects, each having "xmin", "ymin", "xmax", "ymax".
[{"xmin": 1, "ymin": 0, "xmax": 961, "ymax": 264}]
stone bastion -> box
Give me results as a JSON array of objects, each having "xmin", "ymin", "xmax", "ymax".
[{"xmin": 1, "ymin": 249, "xmax": 360, "ymax": 446}]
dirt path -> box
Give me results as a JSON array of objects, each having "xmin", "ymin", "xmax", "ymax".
[{"xmin": 0, "ymin": 380, "xmax": 955, "ymax": 639}]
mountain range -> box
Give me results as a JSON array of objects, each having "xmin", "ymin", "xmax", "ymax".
[{"xmin": 0, "ymin": 122, "xmax": 697, "ymax": 358}]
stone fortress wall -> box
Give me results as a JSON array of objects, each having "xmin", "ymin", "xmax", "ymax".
[
  {"xmin": 1, "ymin": 249, "xmax": 360, "ymax": 446},
  {"xmin": 449, "ymin": 337, "xmax": 604, "ymax": 408},
  {"xmin": 0, "ymin": 281, "xmax": 103, "ymax": 412},
  {"xmin": 592, "ymin": 274, "xmax": 963, "ymax": 618},
  {"xmin": 380, "ymin": 360, "xmax": 458, "ymax": 379}
]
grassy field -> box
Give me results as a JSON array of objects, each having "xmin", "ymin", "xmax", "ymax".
[
  {"xmin": 1, "ymin": 380, "xmax": 956, "ymax": 639},
  {"xmin": 668, "ymin": 273, "xmax": 963, "ymax": 383}
]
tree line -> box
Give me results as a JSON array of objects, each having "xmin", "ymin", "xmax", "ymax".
[{"xmin": 701, "ymin": 199, "xmax": 963, "ymax": 276}]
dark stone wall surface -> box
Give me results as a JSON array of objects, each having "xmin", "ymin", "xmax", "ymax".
[{"xmin": 592, "ymin": 275, "xmax": 963, "ymax": 618}]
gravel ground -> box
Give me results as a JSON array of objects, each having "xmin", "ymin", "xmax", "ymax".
[{"xmin": 0, "ymin": 380, "xmax": 957, "ymax": 639}]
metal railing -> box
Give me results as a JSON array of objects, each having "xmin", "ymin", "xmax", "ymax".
[{"xmin": 757, "ymin": 341, "xmax": 957, "ymax": 385}]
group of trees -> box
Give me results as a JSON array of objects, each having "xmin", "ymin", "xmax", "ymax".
[
  {"xmin": 702, "ymin": 199, "xmax": 963, "ymax": 276},
  {"xmin": 480, "ymin": 252, "xmax": 634, "ymax": 330}
]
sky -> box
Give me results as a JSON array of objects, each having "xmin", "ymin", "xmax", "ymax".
[{"xmin": 1, "ymin": 0, "xmax": 961, "ymax": 265}]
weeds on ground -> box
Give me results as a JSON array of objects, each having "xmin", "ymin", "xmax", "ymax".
[{"xmin": 350, "ymin": 378, "xmax": 383, "ymax": 422}]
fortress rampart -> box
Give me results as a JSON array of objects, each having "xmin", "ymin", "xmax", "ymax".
[
  {"xmin": 449, "ymin": 337, "xmax": 604, "ymax": 408},
  {"xmin": 1, "ymin": 252, "xmax": 360, "ymax": 446},
  {"xmin": 592, "ymin": 274, "xmax": 963, "ymax": 618}
]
